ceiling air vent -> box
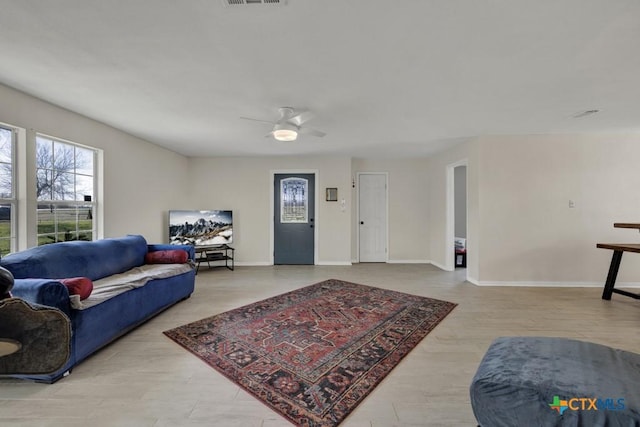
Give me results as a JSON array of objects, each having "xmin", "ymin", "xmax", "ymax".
[{"xmin": 223, "ymin": 0, "xmax": 287, "ymax": 5}]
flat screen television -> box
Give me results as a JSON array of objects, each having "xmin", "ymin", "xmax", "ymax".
[{"xmin": 169, "ymin": 210, "xmax": 233, "ymax": 246}]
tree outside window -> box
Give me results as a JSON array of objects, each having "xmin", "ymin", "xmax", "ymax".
[{"xmin": 36, "ymin": 135, "xmax": 95, "ymax": 245}]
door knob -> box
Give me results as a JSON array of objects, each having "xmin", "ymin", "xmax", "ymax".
[{"xmin": 360, "ymin": 221, "xmax": 364, "ymax": 225}]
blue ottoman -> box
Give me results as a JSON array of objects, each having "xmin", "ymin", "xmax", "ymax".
[{"xmin": 470, "ymin": 337, "xmax": 640, "ymax": 426}]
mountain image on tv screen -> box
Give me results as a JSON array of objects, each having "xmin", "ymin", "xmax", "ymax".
[{"xmin": 169, "ymin": 210, "xmax": 233, "ymax": 246}]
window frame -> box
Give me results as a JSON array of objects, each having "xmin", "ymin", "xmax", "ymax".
[{"xmin": 0, "ymin": 124, "xmax": 17, "ymax": 256}]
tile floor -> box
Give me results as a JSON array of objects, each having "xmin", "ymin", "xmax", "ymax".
[{"xmin": 1, "ymin": 264, "xmax": 639, "ymax": 426}]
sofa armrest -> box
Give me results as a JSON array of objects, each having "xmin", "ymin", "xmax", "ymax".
[
  {"xmin": 9, "ymin": 279, "xmax": 72, "ymax": 318},
  {"xmin": 147, "ymin": 244, "xmax": 195, "ymax": 261}
]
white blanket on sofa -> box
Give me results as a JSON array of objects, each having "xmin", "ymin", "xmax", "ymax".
[{"xmin": 69, "ymin": 263, "xmax": 193, "ymax": 310}]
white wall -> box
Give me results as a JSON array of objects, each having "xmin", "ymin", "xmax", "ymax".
[
  {"xmin": 427, "ymin": 134, "xmax": 640, "ymax": 285},
  {"xmin": 476, "ymin": 134, "xmax": 640, "ymax": 285},
  {"xmin": 0, "ymin": 83, "xmax": 189, "ymax": 245},
  {"xmin": 186, "ymin": 156, "xmax": 352, "ymax": 265},
  {"xmin": 351, "ymin": 158, "xmax": 430, "ymax": 263}
]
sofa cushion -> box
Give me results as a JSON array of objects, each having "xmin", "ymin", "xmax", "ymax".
[
  {"xmin": 145, "ymin": 249, "xmax": 188, "ymax": 264},
  {"xmin": 70, "ymin": 263, "xmax": 193, "ymax": 310},
  {"xmin": 59, "ymin": 277, "xmax": 93, "ymax": 300},
  {"xmin": 470, "ymin": 337, "xmax": 640, "ymax": 426},
  {"xmin": 0, "ymin": 235, "xmax": 148, "ymax": 281}
]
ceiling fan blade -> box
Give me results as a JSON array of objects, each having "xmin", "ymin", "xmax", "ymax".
[
  {"xmin": 299, "ymin": 127, "xmax": 326, "ymax": 138},
  {"xmin": 240, "ymin": 116, "xmax": 275, "ymax": 124},
  {"xmin": 287, "ymin": 110, "xmax": 314, "ymax": 126}
]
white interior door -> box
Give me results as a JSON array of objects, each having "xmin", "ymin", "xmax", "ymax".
[{"xmin": 359, "ymin": 173, "xmax": 387, "ymax": 262}]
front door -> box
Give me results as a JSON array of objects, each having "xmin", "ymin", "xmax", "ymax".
[{"xmin": 274, "ymin": 173, "xmax": 315, "ymax": 264}]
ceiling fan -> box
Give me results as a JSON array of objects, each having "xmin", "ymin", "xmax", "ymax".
[{"xmin": 240, "ymin": 107, "xmax": 327, "ymax": 141}]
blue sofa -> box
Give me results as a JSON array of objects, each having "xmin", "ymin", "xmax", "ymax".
[{"xmin": 0, "ymin": 235, "xmax": 196, "ymax": 383}]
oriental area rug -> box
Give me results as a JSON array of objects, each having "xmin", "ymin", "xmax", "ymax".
[{"xmin": 163, "ymin": 279, "xmax": 457, "ymax": 426}]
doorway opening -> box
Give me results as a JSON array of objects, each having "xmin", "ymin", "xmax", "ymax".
[
  {"xmin": 446, "ymin": 160, "xmax": 468, "ymax": 274},
  {"xmin": 453, "ymin": 165, "xmax": 467, "ymax": 269}
]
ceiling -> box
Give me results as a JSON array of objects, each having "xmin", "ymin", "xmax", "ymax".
[{"xmin": 0, "ymin": 0, "xmax": 639, "ymax": 158}]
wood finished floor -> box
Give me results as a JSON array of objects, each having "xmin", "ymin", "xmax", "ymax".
[{"xmin": 1, "ymin": 264, "xmax": 639, "ymax": 426}]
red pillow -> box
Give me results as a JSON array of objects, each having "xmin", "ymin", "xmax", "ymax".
[
  {"xmin": 60, "ymin": 277, "xmax": 93, "ymax": 300},
  {"xmin": 145, "ymin": 249, "xmax": 188, "ymax": 264}
]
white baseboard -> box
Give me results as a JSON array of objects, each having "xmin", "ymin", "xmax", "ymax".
[
  {"xmin": 466, "ymin": 276, "xmax": 480, "ymax": 285},
  {"xmin": 234, "ymin": 261, "xmax": 271, "ymax": 266},
  {"xmin": 213, "ymin": 264, "xmax": 638, "ymax": 290},
  {"xmin": 473, "ymin": 280, "xmax": 640, "ymax": 288},
  {"xmin": 387, "ymin": 259, "xmax": 430, "ymax": 264},
  {"xmin": 429, "ymin": 260, "xmax": 453, "ymax": 272},
  {"xmin": 351, "ymin": 259, "xmax": 432, "ymax": 264},
  {"xmin": 315, "ymin": 261, "xmax": 352, "ymax": 266},
  {"xmin": 235, "ymin": 261, "xmax": 353, "ymax": 266}
]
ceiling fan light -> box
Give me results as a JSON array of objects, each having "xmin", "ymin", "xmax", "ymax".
[{"xmin": 273, "ymin": 129, "xmax": 298, "ymax": 141}]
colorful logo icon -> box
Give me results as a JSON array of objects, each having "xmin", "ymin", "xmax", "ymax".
[
  {"xmin": 549, "ymin": 395, "xmax": 625, "ymax": 414},
  {"xmin": 549, "ymin": 396, "xmax": 569, "ymax": 414}
]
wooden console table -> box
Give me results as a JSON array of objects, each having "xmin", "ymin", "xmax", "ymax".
[
  {"xmin": 611, "ymin": 222, "xmax": 640, "ymax": 231},
  {"xmin": 195, "ymin": 245, "xmax": 234, "ymax": 273},
  {"xmin": 597, "ymin": 223, "xmax": 640, "ymax": 300}
]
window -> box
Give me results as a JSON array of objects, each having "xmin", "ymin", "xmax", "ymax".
[
  {"xmin": 280, "ymin": 177, "xmax": 308, "ymax": 223},
  {"xmin": 36, "ymin": 135, "xmax": 96, "ymax": 245},
  {"xmin": 0, "ymin": 125, "xmax": 15, "ymax": 256}
]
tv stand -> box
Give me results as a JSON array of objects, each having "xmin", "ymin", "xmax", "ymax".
[{"xmin": 194, "ymin": 244, "xmax": 234, "ymax": 273}]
